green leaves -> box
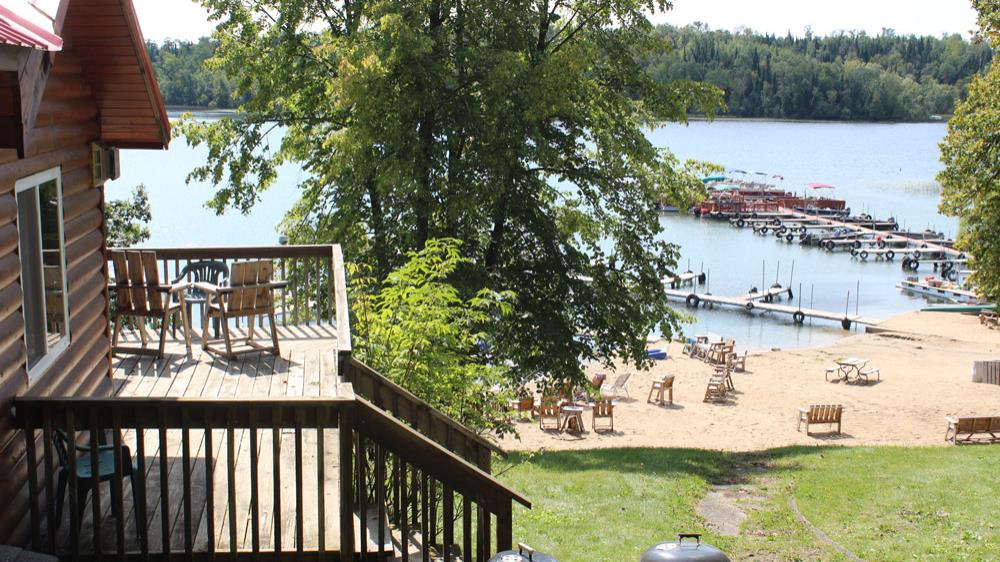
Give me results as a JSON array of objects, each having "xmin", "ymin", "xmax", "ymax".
[
  {"xmin": 351, "ymin": 239, "xmax": 516, "ymax": 436},
  {"xmin": 105, "ymin": 185, "xmax": 152, "ymax": 248},
  {"xmin": 938, "ymin": 1, "xmax": 1000, "ymax": 301},
  {"xmin": 185, "ymin": 0, "xmax": 724, "ymax": 388}
]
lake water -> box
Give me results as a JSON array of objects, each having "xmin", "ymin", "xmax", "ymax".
[{"xmin": 109, "ymin": 115, "xmax": 954, "ymax": 351}]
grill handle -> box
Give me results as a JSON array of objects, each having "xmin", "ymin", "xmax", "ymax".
[
  {"xmin": 517, "ymin": 543, "xmax": 536, "ymax": 560},
  {"xmin": 678, "ymin": 533, "xmax": 702, "ymax": 545}
]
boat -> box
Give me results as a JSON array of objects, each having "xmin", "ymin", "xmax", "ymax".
[
  {"xmin": 920, "ymin": 303, "xmax": 996, "ymax": 313},
  {"xmin": 897, "ymin": 277, "xmax": 984, "ymax": 304}
]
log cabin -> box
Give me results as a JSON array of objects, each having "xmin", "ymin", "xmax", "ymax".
[{"xmin": 0, "ymin": 2, "xmax": 527, "ymax": 561}]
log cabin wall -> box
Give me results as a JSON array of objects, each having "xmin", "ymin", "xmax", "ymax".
[{"xmin": 0, "ymin": 44, "xmax": 112, "ymax": 545}]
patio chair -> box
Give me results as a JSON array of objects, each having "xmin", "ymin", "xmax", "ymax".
[
  {"xmin": 171, "ymin": 260, "xmax": 229, "ymax": 338},
  {"xmin": 538, "ymin": 404, "xmax": 562, "ymax": 431},
  {"xmin": 647, "ymin": 375, "xmax": 675, "ymax": 405},
  {"xmin": 52, "ymin": 430, "xmax": 141, "ymax": 536},
  {"xmin": 110, "ymin": 250, "xmax": 192, "ymax": 358},
  {"xmin": 592, "ymin": 399, "xmax": 614, "ymax": 432},
  {"xmin": 196, "ymin": 260, "xmax": 288, "ymax": 359},
  {"xmin": 730, "ymin": 350, "xmax": 747, "ymax": 372},
  {"xmin": 703, "ymin": 376, "xmax": 728, "ymax": 403},
  {"xmin": 601, "ymin": 372, "xmax": 632, "ymax": 399}
]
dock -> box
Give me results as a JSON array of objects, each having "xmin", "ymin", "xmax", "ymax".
[{"xmin": 664, "ymin": 288, "xmax": 877, "ymax": 329}]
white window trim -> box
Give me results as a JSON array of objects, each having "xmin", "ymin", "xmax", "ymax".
[{"xmin": 15, "ymin": 166, "xmax": 71, "ymax": 384}]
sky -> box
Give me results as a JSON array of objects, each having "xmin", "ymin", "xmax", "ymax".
[{"xmin": 134, "ymin": 0, "xmax": 980, "ymax": 43}]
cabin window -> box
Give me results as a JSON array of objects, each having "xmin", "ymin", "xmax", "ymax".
[{"xmin": 15, "ymin": 167, "xmax": 69, "ymax": 380}]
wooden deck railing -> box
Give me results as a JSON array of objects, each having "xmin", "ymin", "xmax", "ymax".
[
  {"xmin": 107, "ymin": 244, "xmax": 351, "ymax": 354},
  {"xmin": 342, "ymin": 357, "xmax": 504, "ymax": 471},
  {"xmin": 15, "ymin": 393, "xmax": 527, "ymax": 561}
]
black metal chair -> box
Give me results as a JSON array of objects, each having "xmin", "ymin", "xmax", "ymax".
[
  {"xmin": 52, "ymin": 430, "xmax": 141, "ymax": 535},
  {"xmin": 172, "ymin": 260, "xmax": 229, "ymax": 338}
]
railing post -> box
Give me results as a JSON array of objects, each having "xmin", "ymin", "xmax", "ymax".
[
  {"xmin": 496, "ymin": 498, "xmax": 513, "ymax": 552},
  {"xmin": 338, "ymin": 406, "xmax": 354, "ymax": 562}
]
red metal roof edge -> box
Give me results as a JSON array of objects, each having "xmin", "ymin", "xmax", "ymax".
[{"xmin": 0, "ymin": 4, "xmax": 63, "ymax": 51}]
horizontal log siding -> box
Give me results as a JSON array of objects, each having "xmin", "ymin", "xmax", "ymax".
[{"xmin": 0, "ymin": 47, "xmax": 111, "ymax": 547}]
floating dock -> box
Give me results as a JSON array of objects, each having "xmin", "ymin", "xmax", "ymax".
[{"xmin": 664, "ymin": 287, "xmax": 878, "ymax": 329}]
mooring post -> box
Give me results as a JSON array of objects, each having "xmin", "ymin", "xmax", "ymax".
[
  {"xmin": 789, "ymin": 260, "xmax": 795, "ymax": 288},
  {"xmin": 845, "ymin": 291, "xmax": 850, "ymax": 316},
  {"xmin": 761, "ymin": 261, "xmax": 765, "ymax": 293},
  {"xmin": 856, "ymin": 280, "xmax": 860, "ymax": 317},
  {"xmin": 798, "ymin": 282, "xmax": 803, "ymax": 310}
]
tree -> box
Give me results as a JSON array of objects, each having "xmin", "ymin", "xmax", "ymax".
[
  {"xmin": 938, "ymin": 0, "xmax": 1000, "ymax": 300},
  {"xmin": 351, "ymin": 238, "xmax": 515, "ymax": 435},
  {"xmin": 179, "ymin": 0, "xmax": 723, "ymax": 386},
  {"xmin": 105, "ymin": 185, "xmax": 152, "ymax": 247}
]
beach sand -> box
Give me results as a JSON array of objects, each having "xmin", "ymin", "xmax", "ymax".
[{"xmin": 499, "ymin": 311, "xmax": 1000, "ymax": 453}]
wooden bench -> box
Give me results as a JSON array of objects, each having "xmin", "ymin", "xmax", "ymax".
[
  {"xmin": 856, "ymin": 367, "xmax": 880, "ymax": 384},
  {"xmin": 798, "ymin": 404, "xmax": 843, "ymax": 435},
  {"xmin": 945, "ymin": 416, "xmax": 1000, "ymax": 444}
]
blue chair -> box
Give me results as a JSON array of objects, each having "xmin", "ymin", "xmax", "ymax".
[{"xmin": 52, "ymin": 430, "xmax": 141, "ymax": 536}]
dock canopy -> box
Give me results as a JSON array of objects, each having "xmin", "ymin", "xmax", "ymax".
[
  {"xmin": 701, "ymin": 175, "xmax": 727, "ymax": 183},
  {"xmin": 808, "ymin": 182, "xmax": 836, "ymax": 189}
]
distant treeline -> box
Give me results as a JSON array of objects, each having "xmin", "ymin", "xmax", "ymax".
[
  {"xmin": 646, "ymin": 24, "xmax": 993, "ymax": 120},
  {"xmin": 146, "ymin": 38, "xmax": 246, "ymax": 109},
  {"xmin": 147, "ymin": 26, "xmax": 993, "ymax": 120}
]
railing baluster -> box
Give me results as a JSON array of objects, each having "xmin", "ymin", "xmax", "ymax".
[
  {"xmin": 376, "ymin": 445, "xmax": 386, "ymax": 560},
  {"xmin": 476, "ymin": 505, "xmax": 486, "ymax": 562},
  {"xmin": 357, "ymin": 432, "xmax": 367, "ymax": 556},
  {"xmin": 315, "ymin": 409, "xmax": 325, "ymax": 557},
  {"xmin": 421, "ymin": 472, "xmax": 429, "ymax": 562},
  {"xmin": 250, "ymin": 410, "xmax": 260, "ymax": 555},
  {"xmin": 443, "ymin": 486, "xmax": 453, "ymax": 562},
  {"xmin": 112, "ymin": 408, "xmax": 125, "ymax": 559},
  {"xmin": 399, "ymin": 462, "xmax": 408, "ymax": 561},
  {"xmin": 327, "ymin": 253, "xmax": 334, "ymax": 324},
  {"xmin": 43, "ymin": 410, "xmax": 55, "ymax": 554},
  {"xmin": 338, "ymin": 409, "xmax": 354, "ymax": 562},
  {"xmin": 294, "ymin": 409, "xmax": 304, "ymax": 554},
  {"xmin": 291, "ymin": 259, "xmax": 299, "ymax": 325},
  {"xmin": 314, "ymin": 257, "xmax": 321, "ymax": 326},
  {"xmin": 281, "ymin": 259, "xmax": 287, "ymax": 327},
  {"xmin": 226, "ymin": 410, "xmax": 237, "ymax": 555},
  {"xmin": 135, "ymin": 426, "xmax": 148, "ymax": 557},
  {"xmin": 181, "ymin": 410, "xmax": 193, "ymax": 557},
  {"xmin": 203, "ymin": 420, "xmax": 214, "ymax": 557},
  {"xmin": 22, "ymin": 411, "xmax": 40, "ymax": 551},
  {"xmin": 462, "ymin": 496, "xmax": 472, "ymax": 562},
  {"xmin": 67, "ymin": 410, "xmax": 79, "ymax": 560},
  {"xmin": 159, "ymin": 413, "xmax": 170, "ymax": 559},
  {"xmin": 429, "ymin": 479, "xmax": 437, "ymax": 550},
  {"xmin": 271, "ymin": 409, "xmax": 281, "ymax": 556},
  {"xmin": 90, "ymin": 410, "xmax": 103, "ymax": 558}
]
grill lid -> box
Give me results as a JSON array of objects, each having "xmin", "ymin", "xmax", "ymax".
[
  {"xmin": 488, "ymin": 543, "xmax": 557, "ymax": 562},
  {"xmin": 639, "ymin": 534, "xmax": 731, "ymax": 562}
]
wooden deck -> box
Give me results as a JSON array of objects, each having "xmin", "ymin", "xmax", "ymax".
[{"xmin": 59, "ymin": 325, "xmax": 393, "ymax": 556}]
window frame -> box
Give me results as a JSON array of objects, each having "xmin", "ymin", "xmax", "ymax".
[{"xmin": 15, "ymin": 166, "xmax": 70, "ymax": 384}]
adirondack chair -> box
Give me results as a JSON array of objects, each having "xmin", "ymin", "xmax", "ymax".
[
  {"xmin": 196, "ymin": 260, "xmax": 287, "ymax": 359},
  {"xmin": 538, "ymin": 404, "xmax": 562, "ymax": 431},
  {"xmin": 729, "ymin": 350, "xmax": 747, "ymax": 372},
  {"xmin": 798, "ymin": 404, "xmax": 843, "ymax": 435},
  {"xmin": 592, "ymin": 399, "xmax": 614, "ymax": 432},
  {"xmin": 601, "ymin": 373, "xmax": 632, "ymax": 399},
  {"xmin": 647, "ymin": 375, "xmax": 675, "ymax": 405},
  {"xmin": 109, "ymin": 250, "xmax": 192, "ymax": 358},
  {"xmin": 972, "ymin": 360, "xmax": 1000, "ymax": 385}
]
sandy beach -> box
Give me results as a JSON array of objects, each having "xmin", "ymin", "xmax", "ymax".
[{"xmin": 500, "ymin": 310, "xmax": 1000, "ymax": 452}]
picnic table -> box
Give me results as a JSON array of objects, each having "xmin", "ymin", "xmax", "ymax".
[{"xmin": 832, "ymin": 357, "xmax": 867, "ymax": 381}]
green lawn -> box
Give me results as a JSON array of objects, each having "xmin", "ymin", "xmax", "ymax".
[{"xmin": 497, "ymin": 447, "xmax": 1000, "ymax": 561}]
